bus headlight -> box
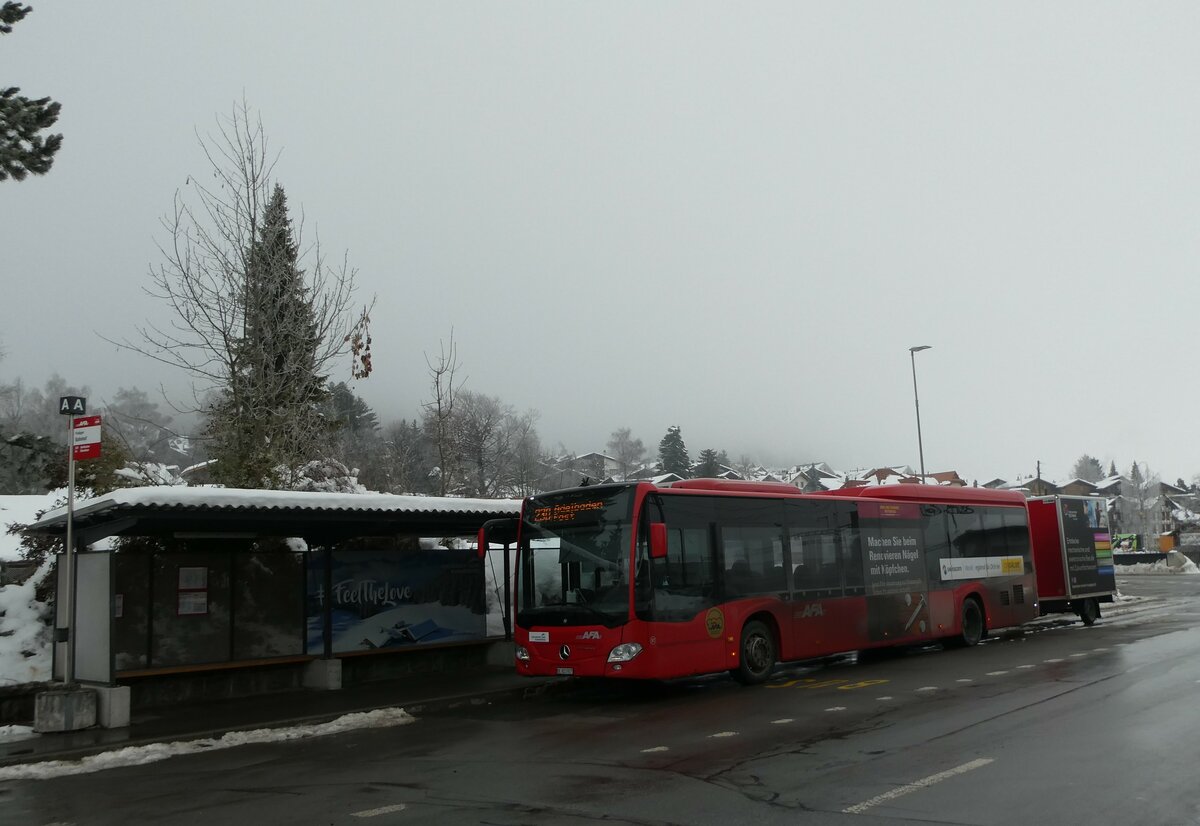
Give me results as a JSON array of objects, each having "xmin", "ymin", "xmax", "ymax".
[
  {"xmin": 607, "ymin": 643, "xmax": 643, "ymax": 663},
  {"xmin": 515, "ymin": 646, "xmax": 530, "ymax": 662}
]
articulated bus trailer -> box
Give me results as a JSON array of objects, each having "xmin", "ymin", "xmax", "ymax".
[{"xmin": 1027, "ymin": 495, "xmax": 1116, "ymax": 626}]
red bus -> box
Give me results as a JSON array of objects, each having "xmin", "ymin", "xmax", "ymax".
[{"xmin": 484, "ymin": 479, "xmax": 1037, "ymax": 684}]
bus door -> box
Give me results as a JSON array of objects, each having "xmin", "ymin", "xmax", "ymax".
[
  {"xmin": 786, "ymin": 508, "xmax": 859, "ymax": 658},
  {"xmin": 636, "ymin": 496, "xmax": 724, "ymax": 677}
]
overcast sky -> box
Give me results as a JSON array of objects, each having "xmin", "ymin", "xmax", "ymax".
[{"xmin": 3, "ymin": 3, "xmax": 1198, "ymax": 485}]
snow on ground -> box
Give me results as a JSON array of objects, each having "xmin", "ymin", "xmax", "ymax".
[
  {"xmin": 0, "ymin": 707, "xmax": 415, "ymax": 781},
  {"xmin": 0, "ymin": 557, "xmax": 54, "ymax": 685},
  {"xmin": 1116, "ymin": 559, "xmax": 1200, "ymax": 574}
]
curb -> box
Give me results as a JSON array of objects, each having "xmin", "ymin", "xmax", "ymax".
[{"xmin": 0, "ymin": 677, "xmax": 566, "ymax": 769}]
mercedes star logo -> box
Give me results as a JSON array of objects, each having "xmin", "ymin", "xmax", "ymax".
[{"xmin": 559, "ymin": 644, "xmax": 571, "ymax": 660}]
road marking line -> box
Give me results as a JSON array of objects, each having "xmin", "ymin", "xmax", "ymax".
[
  {"xmin": 805, "ymin": 678, "xmax": 849, "ymax": 689},
  {"xmin": 352, "ymin": 804, "xmax": 407, "ymax": 818},
  {"xmin": 708, "ymin": 731, "xmax": 738, "ymax": 738},
  {"xmin": 1092, "ymin": 647, "xmax": 1109, "ymax": 652},
  {"xmin": 915, "ymin": 686, "xmax": 938, "ymax": 692},
  {"xmin": 956, "ymin": 678, "xmax": 973, "ymax": 683},
  {"xmin": 986, "ymin": 670, "xmax": 1008, "ymax": 676},
  {"xmin": 771, "ymin": 719, "xmax": 794, "ymax": 724},
  {"xmin": 876, "ymin": 696, "xmax": 893, "ymax": 701},
  {"xmin": 1044, "ymin": 658, "xmax": 1064, "ymax": 663},
  {"xmin": 1069, "ymin": 653, "xmax": 1088, "ymax": 658},
  {"xmin": 842, "ymin": 758, "xmax": 994, "ymax": 815},
  {"xmin": 1017, "ymin": 665, "xmax": 1035, "ymax": 669},
  {"xmin": 641, "ymin": 746, "xmax": 669, "ymax": 753},
  {"xmin": 826, "ymin": 706, "xmax": 847, "ymax": 711}
]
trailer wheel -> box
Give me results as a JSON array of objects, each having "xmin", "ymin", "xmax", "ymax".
[
  {"xmin": 958, "ymin": 598, "xmax": 985, "ymax": 647},
  {"xmin": 1079, "ymin": 598, "xmax": 1100, "ymax": 627},
  {"xmin": 732, "ymin": 620, "xmax": 776, "ymax": 685}
]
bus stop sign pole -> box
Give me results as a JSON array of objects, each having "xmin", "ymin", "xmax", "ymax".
[{"xmin": 58, "ymin": 396, "xmax": 85, "ymax": 686}]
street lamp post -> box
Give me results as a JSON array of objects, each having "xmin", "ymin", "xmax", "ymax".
[{"xmin": 909, "ymin": 345, "xmax": 932, "ymax": 482}]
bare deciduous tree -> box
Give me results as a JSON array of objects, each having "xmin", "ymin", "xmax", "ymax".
[
  {"xmin": 381, "ymin": 418, "xmax": 431, "ymax": 495},
  {"xmin": 106, "ymin": 100, "xmax": 371, "ymax": 487},
  {"xmin": 423, "ymin": 334, "xmax": 461, "ymax": 496},
  {"xmin": 606, "ymin": 427, "xmax": 645, "ymax": 481}
]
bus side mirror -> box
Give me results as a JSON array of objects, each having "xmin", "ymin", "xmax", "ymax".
[
  {"xmin": 649, "ymin": 522, "xmax": 668, "ymax": 559},
  {"xmin": 478, "ymin": 518, "xmax": 518, "ymax": 559}
]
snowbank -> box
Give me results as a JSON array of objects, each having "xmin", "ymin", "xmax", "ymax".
[
  {"xmin": 0, "ymin": 557, "xmax": 54, "ymax": 685},
  {"xmin": 0, "ymin": 707, "xmax": 414, "ymax": 781},
  {"xmin": 1115, "ymin": 556, "xmax": 1200, "ymax": 575}
]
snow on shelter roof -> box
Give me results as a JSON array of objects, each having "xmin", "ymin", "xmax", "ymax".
[{"xmin": 27, "ymin": 486, "xmax": 521, "ymax": 538}]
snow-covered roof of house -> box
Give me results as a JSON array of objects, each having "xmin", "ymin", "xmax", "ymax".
[{"xmin": 27, "ymin": 486, "xmax": 521, "ymax": 540}]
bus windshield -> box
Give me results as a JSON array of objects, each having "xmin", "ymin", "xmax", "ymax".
[{"xmin": 517, "ymin": 485, "xmax": 635, "ymax": 628}]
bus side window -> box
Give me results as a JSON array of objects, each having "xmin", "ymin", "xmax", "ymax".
[
  {"xmin": 790, "ymin": 528, "xmax": 842, "ymax": 598},
  {"xmin": 840, "ymin": 526, "xmax": 864, "ymax": 596},
  {"xmin": 980, "ymin": 508, "xmax": 1009, "ymax": 557},
  {"xmin": 1001, "ymin": 507, "xmax": 1033, "ymax": 572},
  {"xmin": 948, "ymin": 506, "xmax": 985, "ymax": 558},
  {"xmin": 923, "ymin": 505, "xmax": 949, "ymax": 583},
  {"xmin": 721, "ymin": 525, "xmax": 787, "ymax": 597}
]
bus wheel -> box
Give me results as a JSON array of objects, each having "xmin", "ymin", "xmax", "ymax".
[
  {"xmin": 1079, "ymin": 598, "xmax": 1100, "ymax": 627},
  {"xmin": 733, "ymin": 620, "xmax": 776, "ymax": 685},
  {"xmin": 958, "ymin": 598, "xmax": 984, "ymax": 647}
]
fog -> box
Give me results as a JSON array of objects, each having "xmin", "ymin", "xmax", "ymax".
[{"xmin": 3, "ymin": 3, "xmax": 1198, "ymax": 484}]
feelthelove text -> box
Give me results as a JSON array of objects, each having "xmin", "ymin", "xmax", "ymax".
[{"xmin": 332, "ymin": 578, "xmax": 414, "ymax": 607}]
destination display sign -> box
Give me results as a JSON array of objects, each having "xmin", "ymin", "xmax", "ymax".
[{"xmin": 531, "ymin": 499, "xmax": 606, "ymax": 525}]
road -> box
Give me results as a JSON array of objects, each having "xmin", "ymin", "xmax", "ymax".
[{"xmin": 3, "ymin": 575, "xmax": 1200, "ymax": 825}]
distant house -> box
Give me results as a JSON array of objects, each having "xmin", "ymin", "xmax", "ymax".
[
  {"xmin": 571, "ymin": 452, "xmax": 621, "ymax": 481},
  {"xmin": 1023, "ymin": 478, "xmax": 1059, "ymax": 496},
  {"xmin": 1058, "ymin": 478, "xmax": 1100, "ymax": 497},
  {"xmin": 788, "ymin": 464, "xmax": 842, "ymax": 493},
  {"xmin": 856, "ymin": 467, "xmax": 913, "ymax": 485},
  {"xmin": 924, "ymin": 470, "xmax": 967, "ymax": 487},
  {"xmin": 848, "ymin": 467, "xmax": 967, "ymax": 487},
  {"xmin": 628, "ymin": 464, "xmax": 663, "ymax": 481}
]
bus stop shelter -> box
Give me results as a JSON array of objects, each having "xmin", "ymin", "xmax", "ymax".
[{"xmin": 26, "ymin": 486, "xmax": 521, "ymax": 727}]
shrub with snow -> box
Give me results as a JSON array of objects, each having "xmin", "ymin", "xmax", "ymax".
[{"xmin": 0, "ymin": 557, "xmax": 54, "ymax": 686}]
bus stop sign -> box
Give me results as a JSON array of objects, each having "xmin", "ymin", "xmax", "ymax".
[{"xmin": 72, "ymin": 415, "xmax": 102, "ymax": 460}]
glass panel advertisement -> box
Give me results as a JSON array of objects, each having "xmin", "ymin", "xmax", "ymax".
[
  {"xmin": 1060, "ymin": 498, "xmax": 1115, "ymax": 594},
  {"xmin": 857, "ymin": 502, "xmax": 929, "ymax": 642},
  {"xmin": 308, "ymin": 548, "xmax": 487, "ymax": 654}
]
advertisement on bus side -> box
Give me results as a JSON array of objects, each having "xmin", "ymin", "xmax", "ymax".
[
  {"xmin": 1059, "ymin": 497, "xmax": 1116, "ymax": 594},
  {"xmin": 858, "ymin": 501, "xmax": 930, "ymax": 642}
]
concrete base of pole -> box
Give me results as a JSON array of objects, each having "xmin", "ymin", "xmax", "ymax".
[
  {"xmin": 93, "ymin": 685, "xmax": 131, "ymax": 729},
  {"xmin": 486, "ymin": 640, "xmax": 515, "ymax": 667},
  {"xmin": 302, "ymin": 659, "xmax": 342, "ymax": 690},
  {"xmin": 34, "ymin": 686, "xmax": 97, "ymax": 733}
]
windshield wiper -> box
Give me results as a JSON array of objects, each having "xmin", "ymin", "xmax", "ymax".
[{"xmin": 534, "ymin": 599, "xmax": 618, "ymax": 627}]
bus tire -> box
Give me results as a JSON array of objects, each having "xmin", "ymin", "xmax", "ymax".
[
  {"xmin": 1079, "ymin": 598, "xmax": 1100, "ymax": 627},
  {"xmin": 732, "ymin": 620, "xmax": 776, "ymax": 685},
  {"xmin": 952, "ymin": 598, "xmax": 984, "ymax": 648}
]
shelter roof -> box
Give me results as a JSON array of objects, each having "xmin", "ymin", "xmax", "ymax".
[{"xmin": 27, "ymin": 486, "xmax": 521, "ymax": 542}]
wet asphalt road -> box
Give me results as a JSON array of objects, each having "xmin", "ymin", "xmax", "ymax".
[{"xmin": 4, "ymin": 575, "xmax": 1200, "ymax": 826}]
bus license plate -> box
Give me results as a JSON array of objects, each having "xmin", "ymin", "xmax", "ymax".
[{"xmin": 556, "ymin": 667, "xmax": 574, "ymax": 675}]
